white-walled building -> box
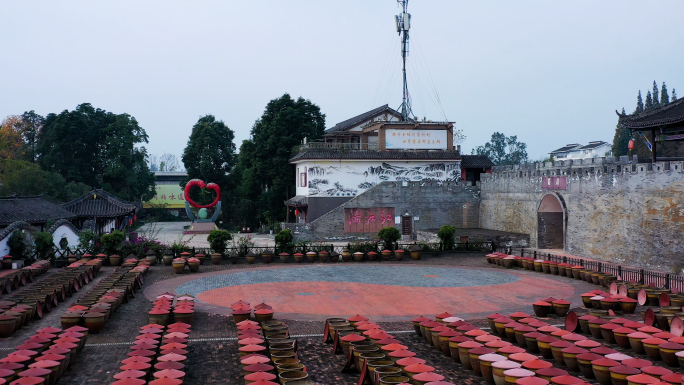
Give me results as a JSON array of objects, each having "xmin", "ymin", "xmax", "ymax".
[{"xmin": 550, "ymin": 141, "xmax": 612, "ymax": 160}]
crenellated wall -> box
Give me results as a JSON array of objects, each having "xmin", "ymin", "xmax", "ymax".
[{"xmin": 479, "ymin": 156, "xmax": 684, "ymax": 270}]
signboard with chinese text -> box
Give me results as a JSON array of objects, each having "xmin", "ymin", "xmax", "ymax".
[
  {"xmin": 385, "ymin": 129, "xmax": 447, "ymax": 150},
  {"xmin": 344, "ymin": 207, "xmax": 395, "ymax": 233},
  {"xmin": 542, "ymin": 176, "xmax": 567, "ymax": 190},
  {"xmin": 143, "ymin": 184, "xmax": 186, "ymax": 208}
]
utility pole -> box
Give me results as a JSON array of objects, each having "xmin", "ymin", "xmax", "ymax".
[{"xmin": 395, "ymin": 0, "xmax": 412, "ymax": 121}]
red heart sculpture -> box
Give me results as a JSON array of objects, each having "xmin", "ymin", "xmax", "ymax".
[{"xmin": 184, "ymin": 179, "xmax": 221, "ymax": 208}]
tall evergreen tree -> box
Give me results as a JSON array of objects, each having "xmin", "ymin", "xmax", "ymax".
[
  {"xmin": 673, "ymin": 88, "xmax": 678, "ymax": 101},
  {"xmin": 652, "ymin": 81, "xmax": 660, "ymax": 106},
  {"xmin": 661, "ymin": 82, "xmax": 670, "ymax": 105},
  {"xmin": 612, "ymin": 108, "xmax": 630, "ymax": 157},
  {"xmin": 645, "ymin": 91, "xmax": 654, "ymax": 110},
  {"xmin": 635, "ymin": 90, "xmax": 644, "ymax": 113}
]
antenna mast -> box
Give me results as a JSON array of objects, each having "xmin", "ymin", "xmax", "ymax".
[{"xmin": 395, "ymin": 0, "xmax": 412, "ymax": 121}]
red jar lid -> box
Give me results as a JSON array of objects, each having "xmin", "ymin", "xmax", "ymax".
[
  {"xmin": 590, "ymin": 346, "xmax": 618, "ymax": 355},
  {"xmin": 591, "ymin": 358, "xmax": 620, "ymax": 367},
  {"xmin": 340, "ymin": 334, "xmax": 366, "ymax": 342},
  {"xmin": 624, "ymin": 374, "xmax": 661, "ymax": 384},
  {"xmin": 561, "ymin": 334, "xmax": 587, "ymax": 342},
  {"xmin": 487, "ymin": 313, "xmax": 505, "ymax": 320},
  {"xmin": 397, "ymin": 357, "xmax": 425, "ymax": 367},
  {"xmin": 653, "ymin": 332, "xmax": 676, "ymax": 339},
  {"xmin": 503, "ymin": 368, "xmax": 534, "ymax": 378},
  {"xmin": 413, "ymin": 372, "xmax": 444, "ymax": 382},
  {"xmin": 457, "ymin": 341, "xmax": 482, "ymax": 349},
  {"xmin": 510, "ymin": 312, "xmax": 530, "ymax": 318},
  {"xmin": 600, "ymin": 323, "xmax": 620, "ymax": 330},
  {"xmin": 404, "ymin": 364, "xmax": 435, "ymax": 373},
  {"xmin": 641, "ymin": 337, "xmax": 666, "ymax": 345},
  {"xmin": 381, "ymin": 343, "xmax": 408, "ymax": 351},
  {"xmin": 536, "ymin": 368, "xmax": 568, "ymax": 377},
  {"xmin": 494, "ymin": 317, "xmax": 514, "ymax": 324},
  {"xmin": 532, "ymin": 301, "xmax": 551, "ymax": 306},
  {"xmin": 659, "ymin": 342, "xmax": 684, "ymax": 350},
  {"xmin": 523, "ymin": 332, "xmax": 543, "ymax": 339},
  {"xmin": 111, "ymin": 380, "xmax": 146, "ymax": 385},
  {"xmin": 11, "ymin": 378, "xmax": 45, "ymax": 385},
  {"xmin": 604, "ymin": 353, "xmax": 633, "ymax": 361},
  {"xmin": 509, "ymin": 353, "xmax": 537, "ymax": 362},
  {"xmin": 468, "ymin": 347, "xmax": 494, "ymax": 356},
  {"xmin": 627, "ymin": 332, "xmax": 650, "ymax": 339},
  {"xmin": 516, "ymin": 377, "xmax": 549, "ymax": 385},
  {"xmin": 479, "ymin": 353, "xmax": 506, "ymax": 363},
  {"xmin": 154, "ymin": 361, "xmax": 185, "ymax": 371},
  {"xmin": 244, "ymin": 372, "xmax": 277, "ymax": 382},
  {"xmin": 576, "ymin": 353, "xmax": 602, "ymax": 362},
  {"xmin": 240, "ymin": 355, "xmax": 270, "ymax": 365},
  {"xmin": 486, "ymin": 340, "xmax": 512, "ymax": 348},
  {"xmin": 638, "ymin": 326, "xmax": 662, "ymax": 334},
  {"xmin": 498, "ymin": 345, "xmax": 525, "ymax": 354},
  {"xmin": 514, "ymin": 325, "xmax": 536, "ymax": 333},
  {"xmin": 438, "ymin": 329, "xmax": 460, "ymax": 337},
  {"xmin": 436, "ymin": 312, "xmax": 453, "ymax": 319},
  {"xmin": 522, "ymin": 359, "xmax": 552, "ymax": 370},
  {"xmin": 588, "ymin": 318, "xmax": 608, "ymax": 325},
  {"xmin": 476, "ymin": 335, "xmax": 500, "ymax": 343},
  {"xmin": 448, "ymin": 336, "xmax": 472, "ymax": 343},
  {"xmin": 578, "ymin": 315, "xmax": 598, "ymax": 320},
  {"xmin": 239, "ymin": 344, "xmax": 266, "ymax": 353},
  {"xmin": 549, "ymin": 375, "xmax": 583, "ymax": 385},
  {"xmin": 660, "ymin": 373, "xmax": 684, "ymax": 384},
  {"xmin": 348, "ymin": 315, "xmax": 369, "ymax": 322},
  {"xmin": 561, "ymin": 346, "xmax": 587, "ymax": 355},
  {"xmin": 609, "ymin": 365, "xmax": 641, "ymax": 375},
  {"xmin": 621, "ymin": 358, "xmax": 652, "ymax": 369},
  {"xmin": 388, "ymin": 350, "xmax": 416, "ymax": 358},
  {"xmin": 244, "ymin": 363, "xmax": 274, "ymax": 372},
  {"xmin": 28, "ymin": 361, "xmax": 59, "ymax": 369},
  {"xmin": 113, "ymin": 370, "xmax": 146, "ymax": 379},
  {"xmin": 493, "ymin": 361, "xmax": 522, "ymax": 369},
  {"xmin": 549, "ymin": 341, "xmax": 573, "ymax": 349},
  {"xmin": 640, "ymin": 366, "xmax": 673, "ymax": 376},
  {"xmin": 614, "ymin": 327, "xmax": 636, "ymax": 334},
  {"xmin": 552, "ymin": 299, "xmax": 571, "ymax": 305},
  {"xmin": 152, "ymin": 369, "xmax": 185, "ymax": 380},
  {"xmin": 537, "ymin": 326, "xmax": 560, "ymax": 334},
  {"xmin": 574, "ymin": 340, "xmax": 600, "ymax": 348}
]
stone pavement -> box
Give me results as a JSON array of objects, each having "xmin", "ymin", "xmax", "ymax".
[{"xmin": 0, "ymin": 253, "xmax": 603, "ymax": 384}]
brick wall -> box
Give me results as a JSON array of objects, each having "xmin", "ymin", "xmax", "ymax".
[
  {"xmin": 303, "ymin": 181, "xmax": 481, "ymax": 240},
  {"xmin": 480, "ymin": 157, "xmax": 684, "ymax": 270}
]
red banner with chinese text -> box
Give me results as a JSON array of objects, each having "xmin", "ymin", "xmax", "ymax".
[{"xmin": 344, "ymin": 208, "xmax": 395, "ymax": 233}]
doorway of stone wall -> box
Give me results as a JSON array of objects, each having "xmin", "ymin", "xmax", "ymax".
[{"xmin": 537, "ymin": 193, "xmax": 565, "ymax": 249}]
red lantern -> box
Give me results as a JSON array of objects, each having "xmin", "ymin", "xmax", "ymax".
[
  {"xmin": 294, "ymin": 209, "xmax": 300, "ymax": 216},
  {"xmin": 628, "ymin": 139, "xmax": 635, "ymax": 150},
  {"xmin": 133, "ymin": 215, "xmax": 137, "ymax": 221}
]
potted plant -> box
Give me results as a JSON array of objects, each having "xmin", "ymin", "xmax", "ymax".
[
  {"xmin": 208, "ymin": 229, "xmax": 232, "ymax": 258},
  {"xmin": 275, "ymin": 229, "xmax": 294, "ymax": 254},
  {"xmin": 438, "ymin": 225, "xmax": 456, "ymax": 252},
  {"xmin": 211, "ymin": 252, "xmax": 222, "ymax": 265},
  {"xmin": 378, "ymin": 227, "xmax": 401, "ymax": 252}
]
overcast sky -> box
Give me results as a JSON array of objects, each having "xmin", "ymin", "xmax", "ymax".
[{"xmin": 2, "ymin": 1, "xmax": 683, "ymax": 161}]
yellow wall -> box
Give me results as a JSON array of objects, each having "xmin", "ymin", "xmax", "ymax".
[{"xmin": 143, "ymin": 184, "xmax": 186, "ymax": 208}]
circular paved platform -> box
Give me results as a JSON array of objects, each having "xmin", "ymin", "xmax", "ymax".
[{"xmin": 145, "ymin": 264, "xmax": 578, "ymax": 321}]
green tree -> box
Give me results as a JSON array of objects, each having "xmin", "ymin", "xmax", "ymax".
[
  {"xmin": 645, "ymin": 91, "xmax": 654, "ymax": 110},
  {"xmin": 652, "ymin": 81, "xmax": 660, "ymax": 107},
  {"xmin": 661, "ymin": 82, "xmax": 670, "ymax": 105},
  {"xmin": 18, "ymin": 111, "xmax": 43, "ymax": 163},
  {"xmin": 437, "ymin": 225, "xmax": 456, "ymax": 250},
  {"xmin": 36, "ymin": 103, "xmax": 155, "ymax": 201},
  {"xmin": 0, "ymin": 159, "xmax": 91, "ymax": 202},
  {"xmin": 612, "ymin": 108, "xmax": 631, "ymax": 158},
  {"xmin": 635, "ymin": 90, "xmax": 644, "ymax": 114},
  {"xmin": 471, "ymin": 132, "xmax": 528, "ymax": 165},
  {"xmin": 673, "ymin": 88, "xmax": 678, "ymax": 101},
  {"xmin": 237, "ymin": 94, "xmax": 325, "ymax": 226},
  {"xmin": 181, "ymin": 115, "xmax": 237, "ymax": 208}
]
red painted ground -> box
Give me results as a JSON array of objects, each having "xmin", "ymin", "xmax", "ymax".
[{"xmin": 196, "ymin": 273, "xmax": 575, "ymax": 319}]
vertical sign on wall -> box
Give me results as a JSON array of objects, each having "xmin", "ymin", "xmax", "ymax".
[
  {"xmin": 542, "ymin": 176, "xmax": 567, "ymax": 190},
  {"xmin": 344, "ymin": 208, "xmax": 395, "ymax": 233}
]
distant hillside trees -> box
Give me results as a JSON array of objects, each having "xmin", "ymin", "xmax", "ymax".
[{"xmin": 472, "ymin": 132, "xmax": 529, "ymax": 165}]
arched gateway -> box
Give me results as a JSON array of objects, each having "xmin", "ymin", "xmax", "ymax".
[{"xmin": 537, "ymin": 193, "xmax": 566, "ymax": 249}]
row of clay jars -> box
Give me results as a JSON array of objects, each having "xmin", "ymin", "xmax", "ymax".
[
  {"xmin": 0, "ymin": 260, "xmax": 50, "ymax": 295},
  {"xmin": 0, "ymin": 325, "xmax": 89, "ymax": 385},
  {"xmin": 342, "ymin": 314, "xmax": 451, "ymax": 385},
  {"xmin": 484, "ymin": 310, "xmax": 684, "ymax": 385},
  {"xmin": 112, "ymin": 316, "xmax": 192, "ymax": 385}
]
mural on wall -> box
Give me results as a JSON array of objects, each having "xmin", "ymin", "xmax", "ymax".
[
  {"xmin": 307, "ymin": 162, "xmax": 461, "ymax": 197},
  {"xmin": 344, "ymin": 207, "xmax": 395, "ymax": 233}
]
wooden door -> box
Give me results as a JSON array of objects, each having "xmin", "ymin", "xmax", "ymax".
[{"xmin": 401, "ymin": 216, "xmax": 412, "ymax": 235}]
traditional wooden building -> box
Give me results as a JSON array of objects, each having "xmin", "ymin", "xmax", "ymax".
[
  {"xmin": 0, "ymin": 195, "xmax": 76, "ymax": 231},
  {"xmin": 618, "ymin": 97, "xmax": 684, "ymax": 162},
  {"xmin": 286, "ymin": 105, "xmax": 465, "ymax": 225},
  {"xmin": 62, "ymin": 189, "xmax": 139, "ymax": 234}
]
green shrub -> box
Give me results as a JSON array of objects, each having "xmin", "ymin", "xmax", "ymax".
[
  {"xmin": 275, "ymin": 229, "xmax": 294, "ymax": 253},
  {"xmin": 8, "ymin": 231, "xmax": 30, "ymax": 259},
  {"xmin": 78, "ymin": 230, "xmax": 100, "ymax": 254},
  {"xmin": 208, "ymin": 229, "xmax": 233, "ymax": 254},
  {"xmin": 33, "ymin": 232, "xmax": 54, "ymax": 259},
  {"xmin": 347, "ymin": 241, "xmax": 379, "ymax": 254},
  {"xmin": 437, "ymin": 225, "xmax": 456, "ymax": 250},
  {"xmin": 377, "ymin": 227, "xmax": 401, "ymax": 250},
  {"xmin": 100, "ymin": 230, "xmax": 125, "ymax": 255}
]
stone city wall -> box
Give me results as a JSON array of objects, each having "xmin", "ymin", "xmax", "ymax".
[{"xmin": 479, "ymin": 156, "xmax": 684, "ymax": 271}]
